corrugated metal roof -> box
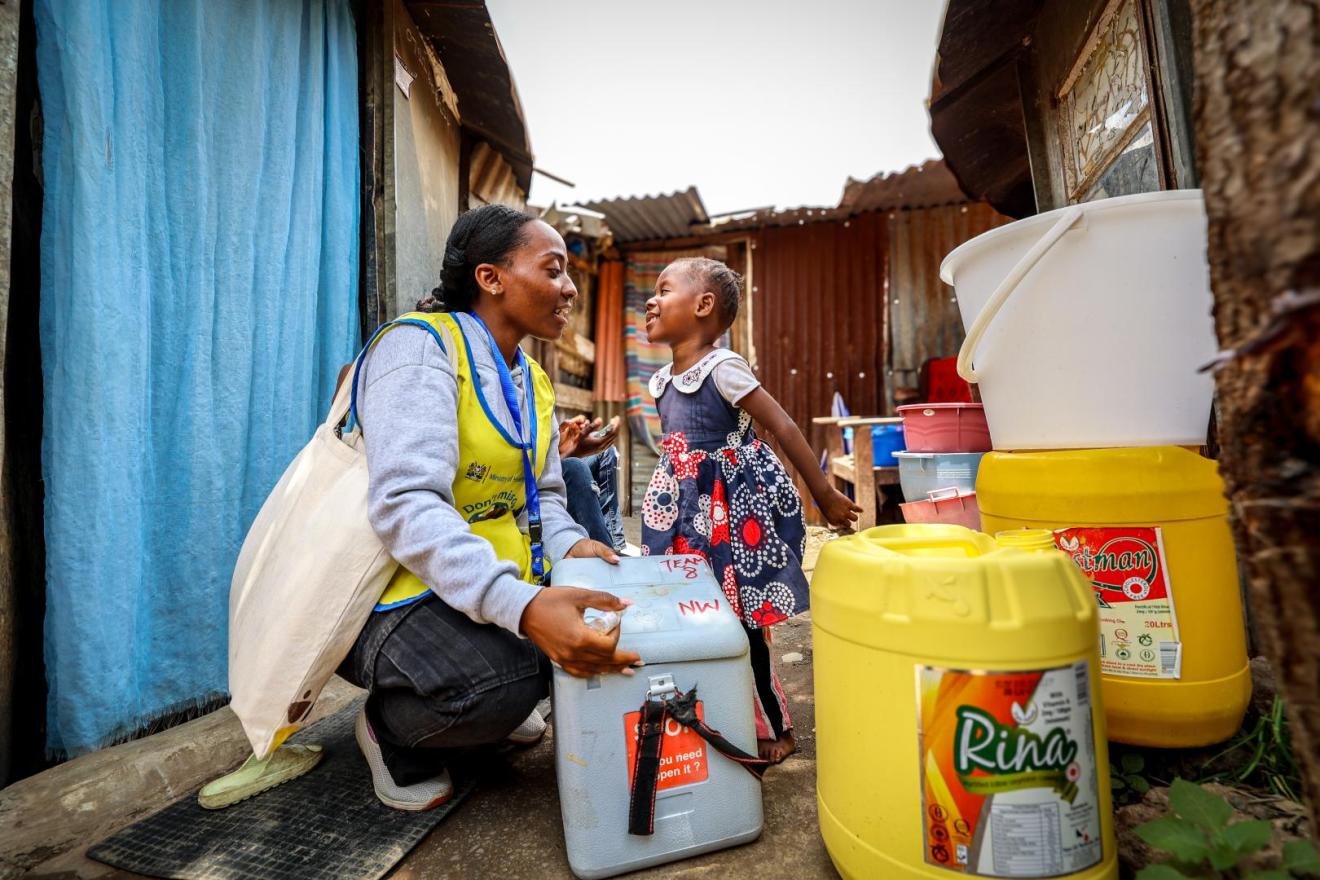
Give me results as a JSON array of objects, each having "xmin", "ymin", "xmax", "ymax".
[
  {"xmin": 405, "ymin": 1, "xmax": 535, "ymax": 193},
  {"xmin": 710, "ymin": 204, "xmax": 850, "ymax": 232},
  {"xmin": 580, "ymin": 188, "xmax": 709, "ymax": 243},
  {"xmin": 468, "ymin": 141, "xmax": 526, "ymax": 210},
  {"xmin": 929, "ymin": 0, "xmax": 1044, "ymax": 218},
  {"xmin": 705, "ymin": 161, "xmax": 972, "ymax": 234},
  {"xmin": 840, "ymin": 159, "xmax": 971, "ymax": 212}
]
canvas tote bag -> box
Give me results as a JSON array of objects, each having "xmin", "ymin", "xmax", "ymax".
[{"xmin": 228, "ymin": 318, "xmax": 456, "ymax": 759}]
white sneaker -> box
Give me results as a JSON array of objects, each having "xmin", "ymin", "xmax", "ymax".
[
  {"xmin": 506, "ymin": 708, "xmax": 547, "ymax": 746},
  {"xmin": 354, "ymin": 707, "xmax": 453, "ymax": 811}
]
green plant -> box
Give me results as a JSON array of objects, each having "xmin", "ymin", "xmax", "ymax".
[
  {"xmin": 1135, "ymin": 779, "xmax": 1320, "ymax": 879},
  {"xmin": 1113, "ymin": 749, "xmax": 1153, "ymax": 798},
  {"xmin": 1197, "ymin": 697, "xmax": 1303, "ymax": 802}
]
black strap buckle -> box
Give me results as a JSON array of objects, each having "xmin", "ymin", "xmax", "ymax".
[{"xmin": 626, "ymin": 685, "xmax": 770, "ymax": 835}]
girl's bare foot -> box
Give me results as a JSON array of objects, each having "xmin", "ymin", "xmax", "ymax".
[{"xmin": 757, "ymin": 730, "xmax": 797, "ymax": 764}]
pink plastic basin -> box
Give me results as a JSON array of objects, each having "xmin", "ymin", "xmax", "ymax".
[
  {"xmin": 899, "ymin": 488, "xmax": 982, "ymax": 531},
  {"xmin": 896, "ymin": 403, "xmax": 992, "ymax": 453}
]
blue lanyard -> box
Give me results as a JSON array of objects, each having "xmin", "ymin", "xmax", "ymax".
[{"xmin": 468, "ymin": 314, "xmax": 545, "ymax": 582}]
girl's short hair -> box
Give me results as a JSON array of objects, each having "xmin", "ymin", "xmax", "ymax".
[
  {"xmin": 674, "ymin": 257, "xmax": 743, "ymax": 328},
  {"xmin": 416, "ymin": 204, "xmax": 534, "ymax": 313}
]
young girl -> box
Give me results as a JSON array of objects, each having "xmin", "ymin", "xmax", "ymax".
[{"xmin": 641, "ymin": 257, "xmax": 860, "ymax": 763}]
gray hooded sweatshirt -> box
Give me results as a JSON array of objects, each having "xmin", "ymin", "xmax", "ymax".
[{"xmin": 355, "ymin": 312, "xmax": 587, "ymax": 636}]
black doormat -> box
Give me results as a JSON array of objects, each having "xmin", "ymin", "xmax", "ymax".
[{"xmin": 87, "ymin": 699, "xmax": 475, "ymax": 880}]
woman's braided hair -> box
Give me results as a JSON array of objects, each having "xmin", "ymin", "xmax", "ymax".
[{"xmin": 416, "ymin": 204, "xmax": 535, "ymax": 313}]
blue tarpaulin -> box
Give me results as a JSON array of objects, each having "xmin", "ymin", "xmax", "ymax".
[{"xmin": 35, "ymin": 0, "xmax": 360, "ymax": 754}]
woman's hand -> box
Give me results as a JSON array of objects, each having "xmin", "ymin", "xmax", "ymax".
[
  {"xmin": 818, "ymin": 487, "xmax": 862, "ymax": 530},
  {"xmin": 519, "ymin": 587, "xmax": 641, "ymax": 678},
  {"xmin": 565, "ymin": 537, "xmax": 620, "ymax": 563}
]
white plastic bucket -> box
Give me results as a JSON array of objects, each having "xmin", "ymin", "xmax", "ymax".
[
  {"xmin": 943, "ymin": 190, "xmax": 1217, "ymax": 450},
  {"xmin": 893, "ymin": 451, "xmax": 983, "ymax": 500}
]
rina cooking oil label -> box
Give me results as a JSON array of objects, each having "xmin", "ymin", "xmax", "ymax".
[
  {"xmin": 1054, "ymin": 527, "xmax": 1182, "ymax": 679},
  {"xmin": 917, "ymin": 663, "xmax": 1103, "ymax": 877}
]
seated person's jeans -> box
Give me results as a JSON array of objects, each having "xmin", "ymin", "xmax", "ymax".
[
  {"xmin": 561, "ymin": 446, "xmax": 625, "ymax": 551},
  {"xmin": 342, "ymin": 593, "xmax": 548, "ymax": 784}
]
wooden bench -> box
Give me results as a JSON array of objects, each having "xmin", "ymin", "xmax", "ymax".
[{"xmin": 813, "ymin": 415, "xmax": 902, "ymax": 529}]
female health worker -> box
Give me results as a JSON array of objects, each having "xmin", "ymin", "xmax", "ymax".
[{"xmin": 344, "ymin": 205, "xmax": 639, "ymax": 810}]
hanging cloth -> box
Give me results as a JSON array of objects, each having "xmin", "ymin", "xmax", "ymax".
[{"xmin": 35, "ymin": 0, "xmax": 360, "ymax": 754}]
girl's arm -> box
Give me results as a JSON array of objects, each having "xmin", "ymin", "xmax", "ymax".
[{"xmin": 737, "ymin": 387, "xmax": 861, "ymax": 529}]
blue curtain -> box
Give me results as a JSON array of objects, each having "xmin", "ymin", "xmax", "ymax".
[{"xmin": 35, "ymin": 0, "xmax": 360, "ymax": 754}]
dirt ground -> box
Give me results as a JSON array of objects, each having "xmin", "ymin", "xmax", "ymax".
[
  {"xmin": 18, "ymin": 525, "xmax": 845, "ymax": 880},
  {"xmin": 13, "ymin": 523, "xmax": 1312, "ymax": 880}
]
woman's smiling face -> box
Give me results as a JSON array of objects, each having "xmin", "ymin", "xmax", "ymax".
[{"xmin": 497, "ymin": 220, "xmax": 577, "ymax": 341}]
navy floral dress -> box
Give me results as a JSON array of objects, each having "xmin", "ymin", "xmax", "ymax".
[{"xmin": 641, "ymin": 350, "xmax": 810, "ymax": 629}]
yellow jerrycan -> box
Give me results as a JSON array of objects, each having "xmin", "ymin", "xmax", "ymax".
[
  {"xmin": 812, "ymin": 525, "xmax": 1116, "ymax": 880},
  {"xmin": 976, "ymin": 447, "xmax": 1250, "ymax": 748}
]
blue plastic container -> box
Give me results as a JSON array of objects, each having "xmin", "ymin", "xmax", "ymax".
[
  {"xmin": 870, "ymin": 424, "xmax": 906, "ymax": 466},
  {"xmin": 551, "ymin": 556, "xmax": 763, "ymax": 878},
  {"xmin": 843, "ymin": 425, "xmax": 907, "ymax": 467}
]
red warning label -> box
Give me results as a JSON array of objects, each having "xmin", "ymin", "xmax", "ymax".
[{"xmin": 624, "ymin": 703, "xmax": 710, "ymax": 790}]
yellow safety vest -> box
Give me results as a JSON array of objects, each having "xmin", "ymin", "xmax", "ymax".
[{"xmin": 375, "ymin": 311, "xmax": 556, "ymax": 609}]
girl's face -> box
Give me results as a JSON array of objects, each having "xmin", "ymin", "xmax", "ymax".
[
  {"xmin": 487, "ymin": 220, "xmax": 577, "ymax": 341},
  {"xmin": 644, "ymin": 264, "xmax": 711, "ymax": 345}
]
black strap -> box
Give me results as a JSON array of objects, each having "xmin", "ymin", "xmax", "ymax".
[
  {"xmin": 627, "ymin": 697, "xmax": 669, "ymax": 835},
  {"xmin": 668, "ymin": 689, "xmax": 770, "ymax": 780},
  {"xmin": 627, "ymin": 686, "xmax": 770, "ymax": 836}
]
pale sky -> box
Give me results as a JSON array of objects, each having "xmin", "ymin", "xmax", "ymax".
[{"xmin": 486, "ymin": 0, "xmax": 945, "ymax": 216}]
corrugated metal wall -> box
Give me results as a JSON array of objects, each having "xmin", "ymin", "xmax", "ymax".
[
  {"xmin": 594, "ymin": 259, "xmax": 626, "ymax": 402},
  {"xmin": 751, "ymin": 212, "xmax": 889, "ymax": 522},
  {"xmin": 468, "ymin": 141, "xmax": 526, "ymax": 210},
  {"xmin": 886, "ymin": 202, "xmax": 1011, "ymax": 406}
]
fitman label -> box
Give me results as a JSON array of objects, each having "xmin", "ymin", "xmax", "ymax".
[
  {"xmin": 1054, "ymin": 527, "xmax": 1182, "ymax": 679},
  {"xmin": 918, "ymin": 663, "xmax": 1103, "ymax": 876}
]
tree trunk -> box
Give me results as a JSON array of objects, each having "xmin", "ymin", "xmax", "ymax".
[{"xmin": 1190, "ymin": 0, "xmax": 1320, "ymax": 827}]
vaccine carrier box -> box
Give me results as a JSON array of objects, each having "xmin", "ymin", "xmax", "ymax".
[{"xmin": 550, "ymin": 555, "xmax": 764, "ymax": 879}]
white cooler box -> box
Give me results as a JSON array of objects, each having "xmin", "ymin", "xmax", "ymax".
[{"xmin": 550, "ymin": 555, "xmax": 764, "ymax": 879}]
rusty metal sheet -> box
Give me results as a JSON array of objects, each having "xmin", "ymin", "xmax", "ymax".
[
  {"xmin": 839, "ymin": 159, "xmax": 970, "ymax": 213},
  {"xmin": 708, "ymin": 161, "xmax": 970, "ymax": 234},
  {"xmin": 885, "ymin": 202, "xmax": 1011, "ymax": 405},
  {"xmin": 750, "ymin": 214, "xmax": 889, "ymax": 522},
  {"xmin": 594, "ymin": 259, "xmax": 627, "ymax": 402}
]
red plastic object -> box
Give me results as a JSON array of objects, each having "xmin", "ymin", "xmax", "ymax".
[
  {"xmin": 896, "ymin": 403, "xmax": 992, "ymax": 452},
  {"xmin": 899, "ymin": 488, "xmax": 982, "ymax": 530},
  {"xmin": 925, "ymin": 357, "xmax": 974, "ymax": 403}
]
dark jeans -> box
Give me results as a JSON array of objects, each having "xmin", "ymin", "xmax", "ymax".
[
  {"xmin": 562, "ymin": 446, "xmax": 625, "ymax": 552},
  {"xmin": 341, "ymin": 594, "xmax": 549, "ymax": 785}
]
